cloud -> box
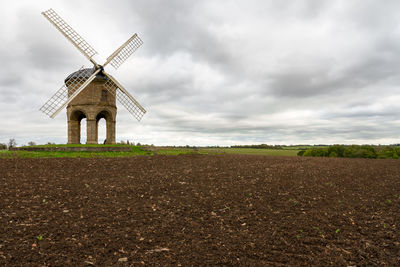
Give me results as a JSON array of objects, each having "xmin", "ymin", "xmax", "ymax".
[{"xmin": 1, "ymin": 0, "xmax": 400, "ymax": 146}]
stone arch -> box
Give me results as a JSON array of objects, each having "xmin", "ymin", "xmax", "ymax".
[
  {"xmin": 95, "ymin": 109, "xmax": 116, "ymax": 144},
  {"xmin": 68, "ymin": 109, "xmax": 87, "ymax": 144},
  {"xmin": 69, "ymin": 109, "xmax": 87, "ymax": 121}
]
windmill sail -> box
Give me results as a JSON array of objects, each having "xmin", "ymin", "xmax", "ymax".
[
  {"xmin": 40, "ymin": 66, "xmax": 87, "ymax": 118},
  {"xmin": 103, "ymin": 73, "xmax": 146, "ymax": 121},
  {"xmin": 40, "ymin": 67, "xmax": 101, "ymax": 118},
  {"xmin": 103, "ymin": 34, "xmax": 143, "ymax": 69},
  {"xmin": 42, "ymin": 9, "xmax": 99, "ymax": 66}
]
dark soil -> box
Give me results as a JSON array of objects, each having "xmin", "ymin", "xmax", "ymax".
[{"xmin": 1, "ymin": 155, "xmax": 399, "ymax": 266}]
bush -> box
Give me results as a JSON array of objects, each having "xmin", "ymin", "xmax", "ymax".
[
  {"xmin": 377, "ymin": 147, "xmax": 398, "ymax": 159},
  {"xmin": 300, "ymin": 145, "xmax": 388, "ymax": 159},
  {"xmin": 343, "ymin": 145, "xmax": 376, "ymax": 159},
  {"xmin": 0, "ymin": 143, "xmax": 7, "ymax": 150},
  {"xmin": 302, "ymin": 148, "xmax": 329, "ymax": 157},
  {"xmin": 328, "ymin": 145, "xmax": 345, "ymax": 157},
  {"xmin": 297, "ymin": 150, "xmax": 306, "ymax": 156},
  {"xmin": 329, "ymin": 151, "xmax": 338, "ymax": 157}
]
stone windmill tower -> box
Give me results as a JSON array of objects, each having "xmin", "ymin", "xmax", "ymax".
[{"xmin": 39, "ymin": 9, "xmax": 146, "ymax": 144}]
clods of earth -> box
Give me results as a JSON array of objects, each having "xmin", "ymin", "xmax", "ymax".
[{"xmin": 1, "ymin": 155, "xmax": 399, "ymax": 265}]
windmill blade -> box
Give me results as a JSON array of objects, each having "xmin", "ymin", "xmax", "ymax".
[
  {"xmin": 42, "ymin": 9, "xmax": 99, "ymax": 67},
  {"xmin": 103, "ymin": 72, "xmax": 146, "ymax": 121},
  {"xmin": 39, "ymin": 82, "xmax": 70, "ymax": 118},
  {"xmin": 39, "ymin": 66, "xmax": 85, "ymax": 118},
  {"xmin": 40, "ymin": 67, "xmax": 101, "ymax": 118},
  {"xmin": 103, "ymin": 34, "xmax": 143, "ymax": 69}
]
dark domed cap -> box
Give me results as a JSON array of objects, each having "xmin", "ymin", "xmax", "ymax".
[{"xmin": 64, "ymin": 68, "xmax": 108, "ymax": 84}]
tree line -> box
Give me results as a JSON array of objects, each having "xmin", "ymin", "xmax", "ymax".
[
  {"xmin": 231, "ymin": 144, "xmax": 283, "ymax": 149},
  {"xmin": 298, "ymin": 145, "xmax": 400, "ymax": 159},
  {"xmin": 0, "ymin": 139, "xmax": 38, "ymax": 150}
]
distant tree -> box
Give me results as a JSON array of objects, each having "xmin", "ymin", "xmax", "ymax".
[
  {"xmin": 377, "ymin": 147, "xmax": 398, "ymax": 159},
  {"xmin": 8, "ymin": 138, "xmax": 17, "ymax": 149},
  {"xmin": 302, "ymin": 147, "xmax": 329, "ymax": 157},
  {"xmin": 230, "ymin": 144, "xmax": 282, "ymax": 149},
  {"xmin": 343, "ymin": 145, "xmax": 376, "ymax": 159},
  {"xmin": 328, "ymin": 145, "xmax": 345, "ymax": 157},
  {"xmin": 0, "ymin": 143, "xmax": 7, "ymax": 150},
  {"xmin": 28, "ymin": 141, "xmax": 36, "ymax": 146},
  {"xmin": 301, "ymin": 145, "xmax": 385, "ymax": 159}
]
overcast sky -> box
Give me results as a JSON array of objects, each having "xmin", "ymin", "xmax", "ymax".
[{"xmin": 1, "ymin": 0, "xmax": 400, "ymax": 146}]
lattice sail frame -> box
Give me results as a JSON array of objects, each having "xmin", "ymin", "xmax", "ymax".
[
  {"xmin": 40, "ymin": 66, "xmax": 88, "ymax": 117},
  {"xmin": 42, "ymin": 9, "xmax": 98, "ymax": 66},
  {"xmin": 105, "ymin": 34, "xmax": 143, "ymax": 69},
  {"xmin": 103, "ymin": 74, "xmax": 146, "ymax": 121}
]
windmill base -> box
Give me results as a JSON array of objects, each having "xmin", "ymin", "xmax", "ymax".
[
  {"xmin": 65, "ymin": 73, "xmax": 118, "ymax": 145},
  {"xmin": 67, "ymin": 106, "xmax": 117, "ymax": 145}
]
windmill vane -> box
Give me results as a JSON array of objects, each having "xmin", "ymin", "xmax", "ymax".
[{"xmin": 39, "ymin": 8, "xmax": 146, "ymax": 144}]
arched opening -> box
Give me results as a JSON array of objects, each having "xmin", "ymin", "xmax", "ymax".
[
  {"xmin": 96, "ymin": 110, "xmax": 113, "ymax": 144},
  {"xmin": 97, "ymin": 118, "xmax": 106, "ymax": 144},
  {"xmin": 69, "ymin": 110, "xmax": 87, "ymax": 144},
  {"xmin": 80, "ymin": 118, "xmax": 87, "ymax": 144}
]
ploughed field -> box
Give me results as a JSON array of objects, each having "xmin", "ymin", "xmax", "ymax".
[{"xmin": 1, "ymin": 155, "xmax": 399, "ymax": 265}]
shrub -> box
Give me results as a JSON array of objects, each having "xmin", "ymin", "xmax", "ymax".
[
  {"xmin": 0, "ymin": 143, "xmax": 7, "ymax": 150},
  {"xmin": 377, "ymin": 147, "xmax": 398, "ymax": 159},
  {"xmin": 343, "ymin": 146, "xmax": 357, "ymax": 158},
  {"xmin": 343, "ymin": 145, "xmax": 376, "ymax": 158},
  {"xmin": 302, "ymin": 148, "xmax": 329, "ymax": 157},
  {"xmin": 329, "ymin": 151, "xmax": 338, "ymax": 158},
  {"xmin": 297, "ymin": 150, "xmax": 306, "ymax": 156},
  {"xmin": 328, "ymin": 145, "xmax": 345, "ymax": 157},
  {"xmin": 302, "ymin": 145, "xmax": 387, "ymax": 159}
]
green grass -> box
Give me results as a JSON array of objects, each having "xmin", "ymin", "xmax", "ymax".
[
  {"xmin": 0, "ymin": 150, "xmax": 10, "ymax": 156},
  {"xmin": 0, "ymin": 145, "xmax": 300, "ymax": 158},
  {"xmin": 154, "ymin": 147, "xmax": 299, "ymax": 156},
  {"xmin": 22, "ymin": 144, "xmax": 133, "ymax": 148},
  {"xmin": 0, "ymin": 146, "xmax": 151, "ymax": 158},
  {"xmin": 156, "ymin": 148, "xmax": 199, "ymax": 155},
  {"xmin": 220, "ymin": 148, "xmax": 299, "ymax": 156},
  {"xmin": 281, "ymin": 145, "xmax": 328, "ymax": 150}
]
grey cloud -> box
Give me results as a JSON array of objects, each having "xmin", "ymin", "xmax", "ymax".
[
  {"xmin": 2, "ymin": 0, "xmax": 400, "ymax": 146},
  {"xmin": 15, "ymin": 8, "xmax": 81, "ymax": 70},
  {"xmin": 0, "ymin": 74, "xmax": 19, "ymax": 87}
]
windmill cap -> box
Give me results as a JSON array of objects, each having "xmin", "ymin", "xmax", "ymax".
[{"xmin": 64, "ymin": 68, "xmax": 108, "ymax": 84}]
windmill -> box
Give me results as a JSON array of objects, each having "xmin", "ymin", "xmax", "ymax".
[{"xmin": 39, "ymin": 9, "xmax": 146, "ymax": 144}]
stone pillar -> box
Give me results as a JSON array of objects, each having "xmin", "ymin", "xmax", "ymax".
[
  {"xmin": 95, "ymin": 120, "xmax": 99, "ymax": 144},
  {"xmin": 86, "ymin": 119, "xmax": 98, "ymax": 144},
  {"xmin": 68, "ymin": 120, "xmax": 80, "ymax": 144},
  {"xmin": 106, "ymin": 120, "xmax": 116, "ymax": 144}
]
